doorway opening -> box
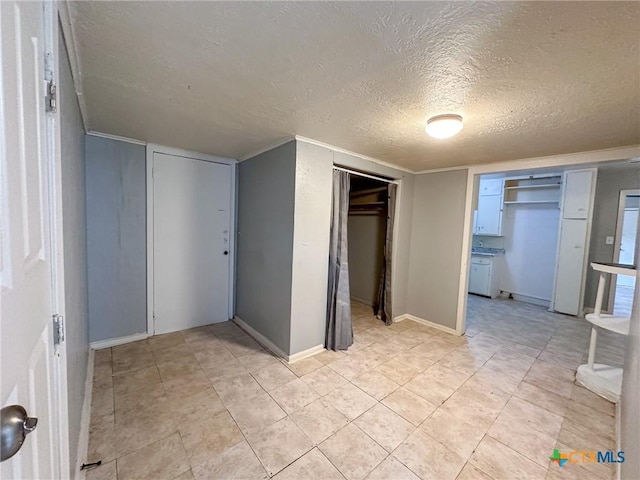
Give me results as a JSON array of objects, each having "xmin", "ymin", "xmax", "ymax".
[
  {"xmin": 347, "ymin": 175, "xmax": 390, "ymax": 312},
  {"xmin": 326, "ymin": 166, "xmax": 397, "ymax": 351},
  {"xmin": 610, "ymin": 190, "xmax": 639, "ymax": 316}
]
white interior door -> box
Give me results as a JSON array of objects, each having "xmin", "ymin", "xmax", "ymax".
[
  {"xmin": 153, "ymin": 153, "xmax": 232, "ymax": 334},
  {"xmin": 618, "ymin": 208, "xmax": 638, "ymax": 287},
  {"xmin": 1, "ymin": 1, "xmax": 67, "ymax": 477}
]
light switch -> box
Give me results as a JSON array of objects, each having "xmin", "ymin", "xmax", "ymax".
[{"xmin": 605, "ymin": 236, "xmax": 614, "ymax": 245}]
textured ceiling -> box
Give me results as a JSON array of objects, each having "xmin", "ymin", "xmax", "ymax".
[{"xmin": 69, "ymin": 1, "xmax": 640, "ymax": 171}]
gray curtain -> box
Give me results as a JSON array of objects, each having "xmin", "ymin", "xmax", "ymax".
[
  {"xmin": 326, "ymin": 170, "xmax": 353, "ymax": 351},
  {"xmin": 374, "ymin": 183, "xmax": 397, "ymax": 325}
]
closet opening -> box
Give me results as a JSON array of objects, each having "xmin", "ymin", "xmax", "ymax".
[{"xmin": 326, "ymin": 166, "xmax": 397, "ymax": 351}]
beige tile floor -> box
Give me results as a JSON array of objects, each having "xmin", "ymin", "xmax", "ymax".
[{"xmin": 86, "ymin": 296, "xmax": 625, "ymax": 480}]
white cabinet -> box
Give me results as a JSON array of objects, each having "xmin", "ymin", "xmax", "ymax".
[
  {"xmin": 469, "ymin": 256, "xmax": 500, "ymax": 298},
  {"xmin": 474, "ymin": 178, "xmax": 504, "ymax": 236},
  {"xmin": 479, "ymin": 178, "xmax": 503, "ymax": 196},
  {"xmin": 562, "ymin": 170, "xmax": 594, "ymax": 219},
  {"xmin": 476, "ymin": 195, "xmax": 503, "ymax": 235},
  {"xmin": 552, "ymin": 168, "xmax": 597, "ymax": 315},
  {"xmin": 553, "ymin": 219, "xmax": 589, "ymax": 315}
]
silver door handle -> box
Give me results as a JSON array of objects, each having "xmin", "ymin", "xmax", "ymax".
[{"xmin": 1, "ymin": 405, "xmax": 38, "ymax": 462}]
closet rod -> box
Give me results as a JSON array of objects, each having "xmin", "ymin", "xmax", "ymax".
[{"xmin": 332, "ymin": 165, "xmax": 395, "ymax": 184}]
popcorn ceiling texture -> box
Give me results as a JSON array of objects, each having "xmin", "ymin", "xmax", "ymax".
[{"xmin": 69, "ymin": 1, "xmax": 639, "ymax": 170}]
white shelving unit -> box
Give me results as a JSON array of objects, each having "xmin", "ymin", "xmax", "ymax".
[
  {"xmin": 503, "ymin": 176, "xmax": 562, "ymax": 204},
  {"xmin": 576, "ymin": 262, "xmax": 636, "ymax": 402}
]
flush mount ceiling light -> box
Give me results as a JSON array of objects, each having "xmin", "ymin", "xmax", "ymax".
[{"xmin": 425, "ymin": 114, "xmax": 463, "ymax": 139}]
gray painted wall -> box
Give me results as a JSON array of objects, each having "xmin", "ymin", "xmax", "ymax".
[
  {"xmin": 86, "ymin": 136, "xmax": 147, "ymax": 342},
  {"xmin": 236, "ymin": 141, "xmax": 296, "ymax": 354},
  {"xmin": 621, "ymin": 221, "xmax": 640, "ymax": 480},
  {"xmin": 348, "ymin": 214, "xmax": 385, "ymax": 306},
  {"xmin": 584, "ymin": 166, "xmax": 640, "ymax": 309},
  {"xmin": 407, "ymin": 170, "xmax": 469, "ymax": 330},
  {"xmin": 59, "ymin": 27, "xmax": 89, "ymax": 477},
  {"xmin": 289, "ymin": 141, "xmax": 333, "ymax": 354}
]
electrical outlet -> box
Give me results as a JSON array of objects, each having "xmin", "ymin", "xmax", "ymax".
[{"xmin": 605, "ymin": 236, "xmax": 614, "ymax": 245}]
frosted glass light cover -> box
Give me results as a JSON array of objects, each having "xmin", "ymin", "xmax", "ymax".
[{"xmin": 426, "ymin": 114, "xmax": 463, "ymax": 139}]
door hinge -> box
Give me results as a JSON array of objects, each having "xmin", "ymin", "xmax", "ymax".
[
  {"xmin": 46, "ymin": 80, "xmax": 56, "ymax": 113},
  {"xmin": 53, "ymin": 314, "xmax": 64, "ymax": 345}
]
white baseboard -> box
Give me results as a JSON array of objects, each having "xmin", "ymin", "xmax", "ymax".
[
  {"xmin": 393, "ymin": 313, "xmax": 461, "ymax": 336},
  {"xmin": 288, "ymin": 344, "xmax": 325, "ymax": 363},
  {"xmin": 233, "ymin": 316, "xmax": 288, "ymax": 359},
  {"xmin": 89, "ymin": 332, "xmax": 149, "ymax": 350},
  {"xmin": 233, "ymin": 316, "xmax": 325, "ymax": 363},
  {"xmin": 512, "ymin": 293, "xmax": 550, "ymax": 308},
  {"xmin": 74, "ymin": 349, "xmax": 94, "ymax": 480}
]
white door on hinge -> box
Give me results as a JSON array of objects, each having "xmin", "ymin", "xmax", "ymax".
[
  {"xmin": 153, "ymin": 153, "xmax": 232, "ymax": 334},
  {"xmin": 1, "ymin": 1, "xmax": 68, "ymax": 478}
]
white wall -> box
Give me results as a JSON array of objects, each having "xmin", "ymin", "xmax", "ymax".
[
  {"xmin": 500, "ymin": 204, "xmax": 560, "ymax": 304},
  {"xmin": 407, "ymin": 170, "xmax": 469, "ymax": 330},
  {"xmin": 236, "ymin": 141, "xmax": 296, "ymax": 354},
  {"xmin": 348, "ymin": 214, "xmax": 385, "ymax": 306},
  {"xmin": 59, "ymin": 26, "xmax": 89, "ymax": 478},
  {"xmin": 86, "ymin": 136, "xmax": 147, "ymax": 342}
]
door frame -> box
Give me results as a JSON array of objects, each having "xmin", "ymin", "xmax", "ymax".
[
  {"xmin": 608, "ymin": 188, "xmax": 640, "ymax": 312},
  {"xmin": 46, "ymin": 1, "xmax": 71, "ymax": 475},
  {"xmin": 455, "ymin": 145, "xmax": 640, "ymax": 335},
  {"xmin": 146, "ymin": 144, "xmax": 237, "ymax": 336}
]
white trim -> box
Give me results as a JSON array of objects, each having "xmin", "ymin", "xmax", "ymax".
[
  {"xmin": 146, "ymin": 147, "xmax": 154, "ymax": 337},
  {"xmin": 508, "ymin": 293, "xmax": 551, "ymax": 308},
  {"xmin": 295, "ymin": 135, "xmax": 414, "ymax": 174},
  {"xmin": 90, "ymin": 332, "xmax": 149, "ymax": 350},
  {"xmin": 233, "ymin": 316, "xmax": 288, "ymax": 359},
  {"xmin": 57, "ymin": 0, "xmax": 88, "ymax": 131},
  {"xmin": 46, "ymin": 3, "xmax": 71, "ymax": 476},
  {"xmin": 86, "ymin": 130, "xmax": 146, "ymax": 146},
  {"xmin": 238, "ymin": 136, "xmax": 295, "ymax": 161},
  {"xmin": 393, "ymin": 314, "xmax": 461, "ymax": 336},
  {"xmin": 288, "ymin": 344, "xmax": 325, "ymax": 363},
  {"xmin": 233, "ymin": 316, "xmax": 325, "ymax": 363},
  {"xmin": 146, "ymin": 143, "xmax": 238, "ymax": 338},
  {"xmin": 455, "ymin": 170, "xmax": 476, "ymax": 336},
  {"xmin": 456, "ymin": 153, "xmax": 622, "ymax": 334},
  {"xmin": 416, "ymin": 145, "xmax": 640, "ymax": 175},
  {"xmin": 609, "ymin": 189, "xmax": 640, "ymax": 312},
  {"xmin": 74, "ymin": 349, "xmax": 94, "ymax": 480}
]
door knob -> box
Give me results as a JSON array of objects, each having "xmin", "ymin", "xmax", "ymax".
[
  {"xmin": 1, "ymin": 405, "xmax": 38, "ymax": 462},
  {"xmin": 223, "ymin": 251, "xmax": 228, "ymax": 255}
]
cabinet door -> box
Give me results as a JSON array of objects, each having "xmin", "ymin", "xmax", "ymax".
[
  {"xmin": 469, "ymin": 263, "xmax": 491, "ymax": 295},
  {"xmin": 562, "ymin": 170, "xmax": 594, "ymax": 219},
  {"xmin": 553, "ymin": 219, "xmax": 588, "ymax": 315},
  {"xmin": 476, "ymin": 195, "xmax": 503, "ymax": 235},
  {"xmin": 479, "ymin": 178, "xmax": 503, "ymax": 196}
]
